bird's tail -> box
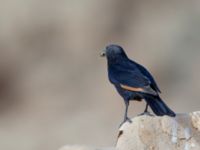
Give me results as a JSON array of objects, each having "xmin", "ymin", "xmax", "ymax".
[{"xmin": 143, "ymin": 94, "xmax": 176, "ymax": 117}]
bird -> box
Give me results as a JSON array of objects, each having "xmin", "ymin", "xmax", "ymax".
[{"xmin": 101, "ymin": 44, "xmax": 176, "ymax": 125}]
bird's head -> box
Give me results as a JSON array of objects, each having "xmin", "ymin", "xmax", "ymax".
[{"xmin": 100, "ymin": 44, "xmax": 128, "ymax": 61}]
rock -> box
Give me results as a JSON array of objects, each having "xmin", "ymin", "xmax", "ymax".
[
  {"xmin": 59, "ymin": 145, "xmax": 93, "ymax": 150},
  {"xmin": 59, "ymin": 145, "xmax": 115, "ymax": 150},
  {"xmin": 59, "ymin": 112, "xmax": 200, "ymax": 150},
  {"xmin": 116, "ymin": 112, "xmax": 200, "ymax": 150}
]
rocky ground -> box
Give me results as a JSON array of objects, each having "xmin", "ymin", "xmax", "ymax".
[{"xmin": 60, "ymin": 111, "xmax": 200, "ymax": 150}]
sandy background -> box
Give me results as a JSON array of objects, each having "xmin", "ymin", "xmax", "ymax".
[{"xmin": 0, "ymin": 0, "xmax": 200, "ymax": 150}]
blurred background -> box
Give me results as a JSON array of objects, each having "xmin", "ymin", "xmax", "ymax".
[{"xmin": 0, "ymin": 0, "xmax": 200, "ymax": 150}]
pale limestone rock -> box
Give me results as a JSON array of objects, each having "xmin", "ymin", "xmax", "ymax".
[
  {"xmin": 116, "ymin": 112, "xmax": 200, "ymax": 150},
  {"xmin": 190, "ymin": 111, "xmax": 200, "ymax": 131},
  {"xmin": 59, "ymin": 145, "xmax": 93, "ymax": 150},
  {"xmin": 59, "ymin": 145, "xmax": 115, "ymax": 150},
  {"xmin": 59, "ymin": 112, "xmax": 200, "ymax": 150}
]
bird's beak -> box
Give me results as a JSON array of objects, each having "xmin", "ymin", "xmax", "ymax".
[{"xmin": 100, "ymin": 49, "xmax": 106, "ymax": 57}]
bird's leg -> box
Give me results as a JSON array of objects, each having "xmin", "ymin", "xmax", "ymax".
[
  {"xmin": 144, "ymin": 103, "xmax": 149, "ymax": 112},
  {"xmin": 119, "ymin": 101, "xmax": 132, "ymax": 128},
  {"xmin": 124, "ymin": 101, "xmax": 132, "ymax": 122},
  {"xmin": 138, "ymin": 103, "xmax": 154, "ymax": 116}
]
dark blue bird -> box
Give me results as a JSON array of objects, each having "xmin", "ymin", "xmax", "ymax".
[{"xmin": 101, "ymin": 44, "xmax": 176, "ymax": 125}]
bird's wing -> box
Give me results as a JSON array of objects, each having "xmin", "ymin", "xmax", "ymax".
[
  {"xmin": 131, "ymin": 60, "xmax": 161, "ymax": 93},
  {"xmin": 109, "ymin": 65, "xmax": 158, "ymax": 96}
]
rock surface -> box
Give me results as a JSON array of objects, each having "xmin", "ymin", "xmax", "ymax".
[
  {"xmin": 59, "ymin": 145, "xmax": 115, "ymax": 150},
  {"xmin": 116, "ymin": 111, "xmax": 200, "ymax": 150},
  {"xmin": 59, "ymin": 111, "xmax": 200, "ymax": 150}
]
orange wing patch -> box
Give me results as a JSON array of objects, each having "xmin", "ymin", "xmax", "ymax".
[
  {"xmin": 120, "ymin": 84, "xmax": 158, "ymax": 96},
  {"xmin": 120, "ymin": 84, "xmax": 144, "ymax": 92}
]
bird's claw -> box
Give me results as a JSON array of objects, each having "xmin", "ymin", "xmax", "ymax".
[
  {"xmin": 125, "ymin": 117, "xmax": 132, "ymax": 123},
  {"xmin": 119, "ymin": 117, "xmax": 132, "ymax": 128},
  {"xmin": 138, "ymin": 111, "xmax": 154, "ymax": 116}
]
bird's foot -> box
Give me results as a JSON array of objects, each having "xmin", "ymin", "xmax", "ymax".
[
  {"xmin": 125, "ymin": 117, "xmax": 132, "ymax": 123},
  {"xmin": 138, "ymin": 111, "xmax": 154, "ymax": 116},
  {"xmin": 119, "ymin": 117, "xmax": 132, "ymax": 128}
]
